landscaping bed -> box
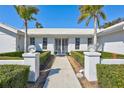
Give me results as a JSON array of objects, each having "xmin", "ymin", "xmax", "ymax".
[
  {"xmin": 97, "ymin": 64, "xmax": 124, "ymax": 88},
  {"xmin": 40, "ymin": 51, "xmax": 51, "ymax": 66},
  {"xmin": 67, "ymin": 56, "xmax": 98, "ymax": 88},
  {"xmin": 70, "ymin": 51, "xmax": 84, "ymax": 67},
  {"xmin": 0, "ymin": 51, "xmax": 24, "ymax": 60},
  {"xmin": 0, "ymin": 65, "xmax": 29, "ymax": 88}
]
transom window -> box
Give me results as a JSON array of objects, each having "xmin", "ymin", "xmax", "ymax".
[
  {"xmin": 43, "ymin": 37, "xmax": 47, "ymax": 49},
  {"xmin": 75, "ymin": 38, "xmax": 80, "ymax": 49},
  {"xmin": 88, "ymin": 38, "xmax": 93, "ymax": 45},
  {"xmin": 30, "ymin": 37, "xmax": 35, "ymax": 45}
]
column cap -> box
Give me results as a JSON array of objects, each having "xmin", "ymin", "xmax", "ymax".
[
  {"xmin": 84, "ymin": 52, "xmax": 101, "ymax": 56},
  {"xmin": 22, "ymin": 52, "xmax": 40, "ymax": 58}
]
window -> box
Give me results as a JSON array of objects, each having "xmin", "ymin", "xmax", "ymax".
[
  {"xmin": 43, "ymin": 37, "xmax": 47, "ymax": 49},
  {"xmin": 30, "ymin": 37, "xmax": 35, "ymax": 45},
  {"xmin": 75, "ymin": 38, "xmax": 80, "ymax": 49},
  {"xmin": 88, "ymin": 38, "xmax": 93, "ymax": 45}
]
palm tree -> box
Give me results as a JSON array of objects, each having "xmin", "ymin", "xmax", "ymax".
[
  {"xmin": 78, "ymin": 5, "xmax": 106, "ymax": 51},
  {"xmin": 14, "ymin": 5, "xmax": 39, "ymax": 52},
  {"xmin": 35, "ymin": 22, "xmax": 43, "ymax": 28}
]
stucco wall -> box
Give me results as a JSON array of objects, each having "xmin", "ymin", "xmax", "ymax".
[
  {"xmin": 0, "ymin": 27, "xmax": 17, "ymax": 53},
  {"xmin": 98, "ymin": 30, "xmax": 124, "ymax": 54},
  {"xmin": 16, "ymin": 34, "xmax": 24, "ymax": 51},
  {"xmin": 101, "ymin": 59, "xmax": 124, "ymax": 64},
  {"xmin": 68, "ymin": 36, "xmax": 88, "ymax": 52}
]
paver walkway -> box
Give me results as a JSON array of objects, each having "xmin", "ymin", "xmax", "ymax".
[{"xmin": 43, "ymin": 56, "xmax": 82, "ymax": 88}]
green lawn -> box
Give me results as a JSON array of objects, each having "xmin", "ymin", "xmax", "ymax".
[
  {"xmin": 0, "ymin": 56, "xmax": 23, "ymax": 60},
  {"xmin": 101, "ymin": 52, "xmax": 124, "ymax": 59},
  {"xmin": 0, "ymin": 51, "xmax": 23, "ymax": 60}
]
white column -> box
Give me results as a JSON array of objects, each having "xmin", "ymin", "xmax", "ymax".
[
  {"xmin": 84, "ymin": 52, "xmax": 101, "ymax": 81},
  {"xmin": 23, "ymin": 52, "xmax": 40, "ymax": 82},
  {"xmin": 61, "ymin": 38, "xmax": 62, "ymax": 55}
]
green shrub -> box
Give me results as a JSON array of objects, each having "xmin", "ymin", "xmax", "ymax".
[
  {"xmin": 117, "ymin": 54, "xmax": 124, "ymax": 59},
  {"xmin": 101, "ymin": 52, "xmax": 124, "ymax": 59},
  {"xmin": 97, "ymin": 64, "xmax": 124, "ymax": 88},
  {"xmin": 70, "ymin": 51, "xmax": 84, "ymax": 67},
  {"xmin": 0, "ymin": 65, "xmax": 29, "ymax": 88},
  {"xmin": 0, "ymin": 51, "xmax": 24, "ymax": 57},
  {"xmin": 101, "ymin": 52, "xmax": 113, "ymax": 59},
  {"xmin": 40, "ymin": 51, "xmax": 51, "ymax": 65}
]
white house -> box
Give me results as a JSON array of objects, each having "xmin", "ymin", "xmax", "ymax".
[
  {"xmin": 0, "ymin": 22, "xmax": 124, "ymax": 55},
  {"xmin": 0, "ymin": 23, "xmax": 24, "ymax": 53}
]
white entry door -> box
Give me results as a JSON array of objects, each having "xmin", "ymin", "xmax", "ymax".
[{"xmin": 54, "ymin": 38, "xmax": 68, "ymax": 55}]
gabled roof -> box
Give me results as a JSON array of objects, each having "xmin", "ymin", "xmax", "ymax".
[
  {"xmin": 27, "ymin": 28, "xmax": 94, "ymax": 35},
  {"xmin": 0, "ymin": 23, "xmax": 24, "ymax": 35},
  {"xmin": 98, "ymin": 22, "xmax": 124, "ymax": 36}
]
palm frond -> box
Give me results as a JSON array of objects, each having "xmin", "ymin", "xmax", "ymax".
[
  {"xmin": 97, "ymin": 17, "xmax": 100, "ymax": 28},
  {"xmin": 14, "ymin": 5, "xmax": 39, "ymax": 21},
  {"xmin": 99, "ymin": 11, "xmax": 107, "ymax": 20},
  {"xmin": 78, "ymin": 5, "xmax": 106, "ymax": 27},
  {"xmin": 85, "ymin": 16, "xmax": 92, "ymax": 26},
  {"xmin": 78, "ymin": 13, "xmax": 90, "ymax": 24}
]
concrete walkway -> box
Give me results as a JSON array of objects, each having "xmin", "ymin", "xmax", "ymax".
[{"xmin": 43, "ymin": 56, "xmax": 82, "ymax": 88}]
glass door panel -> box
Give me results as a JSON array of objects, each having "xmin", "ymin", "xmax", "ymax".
[
  {"xmin": 62, "ymin": 38, "xmax": 68, "ymax": 55},
  {"xmin": 55, "ymin": 38, "xmax": 61, "ymax": 55}
]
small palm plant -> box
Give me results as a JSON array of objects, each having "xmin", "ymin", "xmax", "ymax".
[
  {"xmin": 78, "ymin": 5, "xmax": 106, "ymax": 51},
  {"xmin": 14, "ymin": 5, "xmax": 39, "ymax": 52},
  {"xmin": 35, "ymin": 22, "xmax": 43, "ymax": 28}
]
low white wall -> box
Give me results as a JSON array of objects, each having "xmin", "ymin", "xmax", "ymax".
[
  {"xmin": 23, "ymin": 53, "xmax": 40, "ymax": 82},
  {"xmin": 84, "ymin": 52, "xmax": 101, "ymax": 81},
  {"xmin": 0, "ymin": 53, "xmax": 40, "ymax": 82},
  {"xmin": 84, "ymin": 52, "xmax": 124, "ymax": 81},
  {"xmin": 0, "ymin": 60, "xmax": 24, "ymax": 65},
  {"xmin": 101, "ymin": 59, "xmax": 124, "ymax": 64}
]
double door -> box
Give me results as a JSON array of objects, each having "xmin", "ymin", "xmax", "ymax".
[{"xmin": 55, "ymin": 38, "xmax": 68, "ymax": 55}]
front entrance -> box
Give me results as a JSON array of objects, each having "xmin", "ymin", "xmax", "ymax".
[{"xmin": 54, "ymin": 38, "xmax": 68, "ymax": 55}]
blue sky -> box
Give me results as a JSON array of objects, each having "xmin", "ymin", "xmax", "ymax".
[{"xmin": 0, "ymin": 5, "xmax": 124, "ymax": 29}]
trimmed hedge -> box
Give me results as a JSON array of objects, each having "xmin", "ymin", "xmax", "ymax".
[
  {"xmin": 97, "ymin": 64, "xmax": 124, "ymax": 88},
  {"xmin": 101, "ymin": 52, "xmax": 124, "ymax": 59},
  {"xmin": 0, "ymin": 51, "xmax": 24, "ymax": 57},
  {"xmin": 70, "ymin": 51, "xmax": 84, "ymax": 67},
  {"xmin": 40, "ymin": 51, "xmax": 51, "ymax": 65},
  {"xmin": 0, "ymin": 65, "xmax": 29, "ymax": 88}
]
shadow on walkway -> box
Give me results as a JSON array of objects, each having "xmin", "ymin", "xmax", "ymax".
[
  {"xmin": 48, "ymin": 68, "xmax": 61, "ymax": 76},
  {"xmin": 43, "ymin": 68, "xmax": 61, "ymax": 88}
]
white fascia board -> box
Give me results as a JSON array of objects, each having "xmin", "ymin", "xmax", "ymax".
[
  {"xmin": 0, "ymin": 23, "xmax": 24, "ymax": 35},
  {"xmin": 98, "ymin": 22, "xmax": 124, "ymax": 36},
  {"xmin": 27, "ymin": 28, "xmax": 94, "ymax": 35}
]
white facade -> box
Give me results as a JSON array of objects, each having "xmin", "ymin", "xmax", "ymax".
[
  {"xmin": 0, "ymin": 23, "xmax": 24, "ymax": 53},
  {"xmin": 0, "ymin": 27, "xmax": 16, "ymax": 53},
  {"xmin": 0, "ymin": 22, "xmax": 124, "ymax": 55},
  {"xmin": 97, "ymin": 22, "xmax": 124, "ymax": 54},
  {"xmin": 28, "ymin": 35, "xmax": 92, "ymax": 54}
]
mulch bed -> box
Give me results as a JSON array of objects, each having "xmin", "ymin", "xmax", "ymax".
[
  {"xmin": 67, "ymin": 56, "xmax": 98, "ymax": 88},
  {"xmin": 27, "ymin": 55, "xmax": 55, "ymax": 88}
]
